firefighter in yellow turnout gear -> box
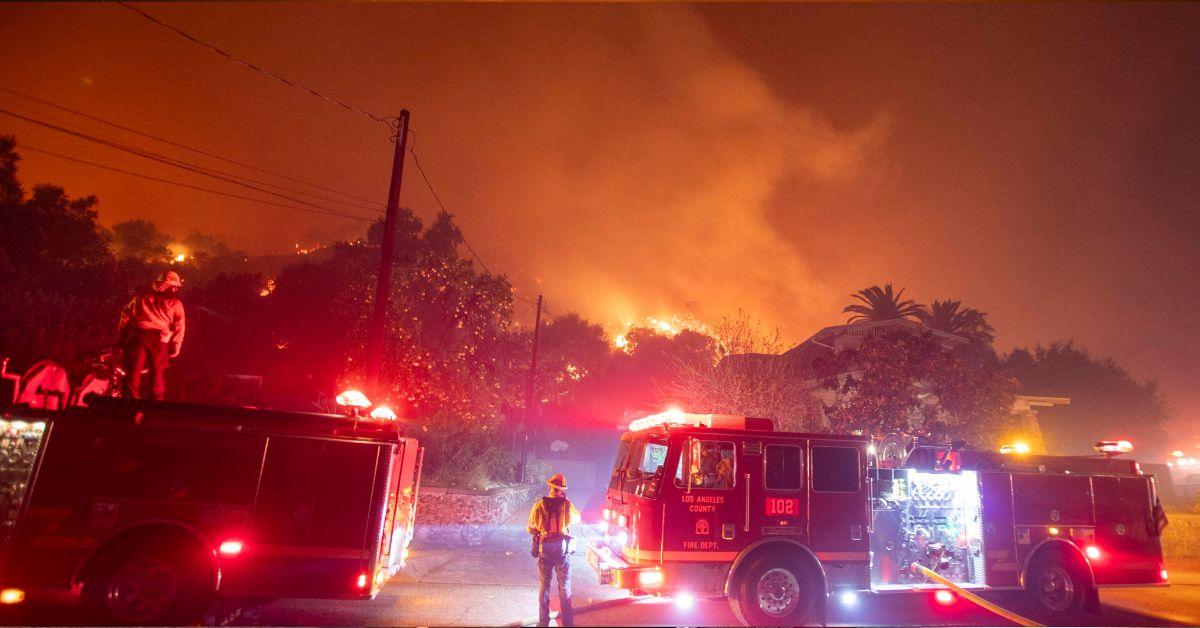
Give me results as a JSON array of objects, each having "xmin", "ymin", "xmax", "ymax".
[{"xmin": 527, "ymin": 473, "xmax": 580, "ymax": 627}]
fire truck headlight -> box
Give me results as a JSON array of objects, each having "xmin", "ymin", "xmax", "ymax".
[
  {"xmin": 218, "ymin": 539, "xmax": 245, "ymax": 557},
  {"xmin": 618, "ymin": 514, "xmax": 628, "ymax": 528},
  {"xmin": 675, "ymin": 592, "xmax": 694, "ymax": 609},
  {"xmin": 839, "ymin": 591, "xmax": 858, "ymax": 607},
  {"xmin": 934, "ymin": 590, "xmax": 955, "ymax": 606},
  {"xmin": 1085, "ymin": 545, "xmax": 1101, "ymax": 561},
  {"xmin": 0, "ymin": 589, "xmax": 24, "ymax": 605},
  {"xmin": 638, "ymin": 569, "xmax": 663, "ymax": 587},
  {"xmin": 1161, "ymin": 568, "xmax": 1169, "ymax": 581}
]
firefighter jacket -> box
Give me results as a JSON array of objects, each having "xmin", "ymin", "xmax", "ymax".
[
  {"xmin": 119, "ymin": 287, "xmax": 186, "ymax": 346},
  {"xmin": 527, "ymin": 495, "xmax": 580, "ymax": 541}
]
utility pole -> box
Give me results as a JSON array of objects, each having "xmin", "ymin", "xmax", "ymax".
[
  {"xmin": 520, "ymin": 294, "xmax": 543, "ymax": 483},
  {"xmin": 365, "ymin": 110, "xmax": 410, "ymax": 395}
]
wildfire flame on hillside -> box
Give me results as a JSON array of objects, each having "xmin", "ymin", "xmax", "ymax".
[{"xmin": 610, "ymin": 314, "xmax": 711, "ymax": 353}]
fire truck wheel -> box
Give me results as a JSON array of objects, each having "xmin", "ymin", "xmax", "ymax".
[
  {"xmin": 82, "ymin": 541, "xmax": 213, "ymax": 625},
  {"xmin": 729, "ymin": 553, "xmax": 819, "ymax": 626},
  {"xmin": 1023, "ymin": 552, "xmax": 1089, "ymax": 625}
]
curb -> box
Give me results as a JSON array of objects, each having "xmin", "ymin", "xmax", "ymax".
[{"xmin": 507, "ymin": 594, "xmax": 637, "ymax": 627}]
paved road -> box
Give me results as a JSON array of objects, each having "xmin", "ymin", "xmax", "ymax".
[{"xmin": 3, "ymin": 516, "xmax": 1195, "ymax": 627}]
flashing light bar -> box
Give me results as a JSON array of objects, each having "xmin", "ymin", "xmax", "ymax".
[
  {"xmin": 627, "ymin": 409, "xmax": 771, "ymax": 432},
  {"xmin": 1094, "ymin": 440, "xmax": 1133, "ymax": 455}
]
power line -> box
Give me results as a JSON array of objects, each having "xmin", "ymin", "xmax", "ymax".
[
  {"xmin": 0, "ymin": 95, "xmax": 381, "ymax": 214},
  {"xmin": 19, "ymin": 143, "xmax": 373, "ymax": 222},
  {"xmin": 0, "ymin": 85, "xmax": 385, "ymax": 209},
  {"xmin": 1120, "ymin": 319, "xmax": 1200, "ymax": 362},
  {"xmin": 0, "ymin": 107, "xmax": 380, "ymax": 220},
  {"xmin": 116, "ymin": 2, "xmax": 396, "ymax": 130}
]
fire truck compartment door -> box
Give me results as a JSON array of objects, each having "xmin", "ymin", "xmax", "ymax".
[
  {"xmin": 753, "ymin": 440, "xmax": 807, "ymax": 541},
  {"xmin": 234, "ymin": 437, "xmax": 384, "ymax": 596},
  {"xmin": 807, "ymin": 440, "xmax": 868, "ymax": 559}
]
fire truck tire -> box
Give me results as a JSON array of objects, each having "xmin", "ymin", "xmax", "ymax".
[
  {"xmin": 1022, "ymin": 551, "xmax": 1090, "ymax": 625},
  {"xmin": 729, "ymin": 553, "xmax": 820, "ymax": 627},
  {"xmin": 81, "ymin": 539, "xmax": 214, "ymax": 625}
]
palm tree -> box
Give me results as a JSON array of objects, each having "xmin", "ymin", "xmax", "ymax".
[
  {"xmin": 918, "ymin": 299, "xmax": 995, "ymax": 344},
  {"xmin": 842, "ymin": 284, "xmax": 927, "ymax": 324}
]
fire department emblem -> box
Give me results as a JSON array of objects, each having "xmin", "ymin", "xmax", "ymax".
[
  {"xmin": 1050, "ymin": 509, "xmax": 1061, "ymax": 522},
  {"xmin": 1115, "ymin": 523, "xmax": 1127, "ymax": 536},
  {"xmin": 695, "ymin": 519, "xmax": 710, "ymax": 535}
]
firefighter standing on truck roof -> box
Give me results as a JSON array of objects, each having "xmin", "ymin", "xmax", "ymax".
[
  {"xmin": 528, "ymin": 473, "xmax": 580, "ymax": 627},
  {"xmin": 117, "ymin": 270, "xmax": 185, "ymax": 400}
]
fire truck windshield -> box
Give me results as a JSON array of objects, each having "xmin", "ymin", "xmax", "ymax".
[{"xmin": 610, "ymin": 434, "xmax": 668, "ymax": 496}]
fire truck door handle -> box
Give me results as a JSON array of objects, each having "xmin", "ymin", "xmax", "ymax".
[{"xmin": 743, "ymin": 473, "xmax": 751, "ymax": 532}]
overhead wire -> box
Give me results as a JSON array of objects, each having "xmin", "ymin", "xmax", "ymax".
[
  {"xmin": 112, "ymin": 2, "xmax": 548, "ymax": 306},
  {"xmin": 115, "ymin": 2, "xmax": 397, "ymax": 131},
  {"xmin": 18, "ymin": 143, "xmax": 373, "ymax": 222},
  {"xmin": 0, "ymin": 85, "xmax": 385, "ymax": 209},
  {"xmin": 0, "ymin": 94, "xmax": 382, "ymax": 213},
  {"xmin": 0, "ymin": 107, "xmax": 381, "ymax": 221}
]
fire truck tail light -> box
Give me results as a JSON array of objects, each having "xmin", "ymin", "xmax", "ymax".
[
  {"xmin": 1085, "ymin": 545, "xmax": 1102, "ymax": 561},
  {"xmin": 218, "ymin": 539, "xmax": 245, "ymax": 557},
  {"xmin": 0, "ymin": 589, "xmax": 24, "ymax": 605},
  {"xmin": 1160, "ymin": 568, "xmax": 1169, "ymax": 581},
  {"xmin": 638, "ymin": 569, "xmax": 663, "ymax": 587},
  {"xmin": 356, "ymin": 572, "xmax": 369, "ymax": 589},
  {"xmin": 934, "ymin": 590, "xmax": 955, "ymax": 606}
]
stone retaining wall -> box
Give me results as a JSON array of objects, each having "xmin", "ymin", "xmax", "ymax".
[
  {"xmin": 1164, "ymin": 512, "xmax": 1200, "ymax": 560},
  {"xmin": 413, "ymin": 483, "xmax": 540, "ymax": 546}
]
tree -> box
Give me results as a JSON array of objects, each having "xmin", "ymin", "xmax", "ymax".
[
  {"xmin": 843, "ymin": 283, "xmax": 926, "ymax": 324},
  {"xmin": 1004, "ymin": 341, "xmax": 1169, "ymax": 456},
  {"xmin": 665, "ymin": 312, "xmax": 819, "ymax": 432},
  {"xmin": 814, "ymin": 329, "xmax": 1018, "ymax": 448},
  {"xmin": 918, "ymin": 299, "xmax": 996, "ymax": 344},
  {"xmin": 0, "ymin": 135, "xmax": 22, "ymax": 207},
  {"xmin": 112, "ymin": 219, "xmax": 171, "ymax": 263}
]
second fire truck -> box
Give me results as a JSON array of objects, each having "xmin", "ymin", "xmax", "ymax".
[{"xmin": 588, "ymin": 410, "xmax": 1168, "ymax": 625}]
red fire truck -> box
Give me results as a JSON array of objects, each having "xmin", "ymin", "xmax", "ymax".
[
  {"xmin": 0, "ymin": 393, "xmax": 423, "ymax": 624},
  {"xmin": 588, "ymin": 410, "xmax": 1169, "ymax": 626}
]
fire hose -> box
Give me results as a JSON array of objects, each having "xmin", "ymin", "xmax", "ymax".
[{"xmin": 909, "ymin": 563, "xmax": 1043, "ymax": 627}]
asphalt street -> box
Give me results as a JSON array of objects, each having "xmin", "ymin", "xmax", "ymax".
[{"xmin": 2, "ymin": 514, "xmax": 1196, "ymax": 627}]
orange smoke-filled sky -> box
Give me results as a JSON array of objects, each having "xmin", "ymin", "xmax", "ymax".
[{"xmin": 1, "ymin": 3, "xmax": 1197, "ymax": 445}]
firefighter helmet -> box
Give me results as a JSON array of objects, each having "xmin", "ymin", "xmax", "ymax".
[
  {"xmin": 547, "ymin": 473, "xmax": 568, "ymax": 490},
  {"xmin": 154, "ymin": 270, "xmax": 183, "ymax": 290}
]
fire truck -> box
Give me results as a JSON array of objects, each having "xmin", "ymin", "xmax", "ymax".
[
  {"xmin": 588, "ymin": 410, "xmax": 1169, "ymax": 626},
  {"xmin": 0, "ymin": 391, "xmax": 423, "ymax": 624}
]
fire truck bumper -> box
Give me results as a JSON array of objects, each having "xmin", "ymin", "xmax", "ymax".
[{"xmin": 587, "ymin": 541, "xmax": 660, "ymax": 589}]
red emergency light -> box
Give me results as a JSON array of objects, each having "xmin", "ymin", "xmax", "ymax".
[
  {"xmin": 336, "ymin": 390, "xmax": 372, "ymax": 409},
  {"xmin": 218, "ymin": 539, "xmax": 245, "ymax": 557},
  {"xmin": 369, "ymin": 405, "xmax": 398, "ymax": 421}
]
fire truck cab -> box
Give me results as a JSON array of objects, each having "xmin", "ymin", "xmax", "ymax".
[
  {"xmin": 588, "ymin": 411, "xmax": 1168, "ymax": 626},
  {"xmin": 0, "ymin": 395, "xmax": 422, "ymax": 624}
]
